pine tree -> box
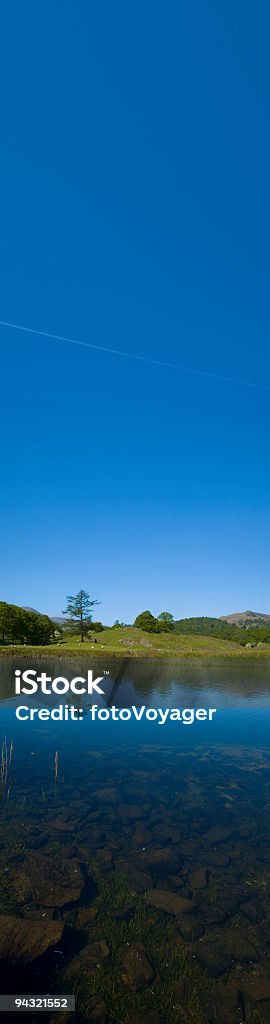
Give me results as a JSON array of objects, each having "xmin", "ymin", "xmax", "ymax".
[{"xmin": 63, "ymin": 589, "xmax": 99, "ymax": 641}]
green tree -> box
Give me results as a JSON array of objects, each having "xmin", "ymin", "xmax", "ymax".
[
  {"xmin": 157, "ymin": 611, "xmax": 174, "ymax": 632},
  {"xmin": 25, "ymin": 611, "xmax": 53, "ymax": 645},
  {"xmin": 134, "ymin": 610, "xmax": 159, "ymax": 633},
  {"xmin": 63, "ymin": 589, "xmax": 99, "ymax": 641},
  {"xmin": 0, "ymin": 602, "xmax": 16, "ymax": 642},
  {"xmin": 0, "ymin": 602, "xmax": 54, "ymax": 645}
]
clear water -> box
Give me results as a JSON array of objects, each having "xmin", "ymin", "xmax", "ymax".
[{"xmin": 1, "ymin": 657, "xmax": 270, "ymax": 1024}]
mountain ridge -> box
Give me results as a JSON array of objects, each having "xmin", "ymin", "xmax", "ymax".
[{"xmin": 220, "ymin": 610, "xmax": 270, "ymax": 625}]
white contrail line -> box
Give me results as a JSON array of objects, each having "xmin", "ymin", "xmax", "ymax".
[{"xmin": 0, "ymin": 317, "xmax": 268, "ymax": 392}]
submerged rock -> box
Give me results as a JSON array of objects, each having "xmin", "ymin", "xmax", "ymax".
[
  {"xmin": 119, "ymin": 804, "xmax": 143, "ymax": 820},
  {"xmin": 190, "ymin": 866, "xmax": 208, "ymax": 890},
  {"xmin": 113, "ymin": 904, "xmax": 135, "ymax": 922},
  {"xmin": 125, "ymin": 864, "xmax": 153, "ymax": 892},
  {"xmin": 241, "ymin": 976, "xmax": 270, "ymax": 1002},
  {"xmin": 75, "ymin": 906, "xmax": 99, "ymax": 929},
  {"xmin": 178, "ymin": 839, "xmax": 199, "ymax": 858},
  {"xmin": 241, "ymin": 900, "xmax": 265, "ymax": 924},
  {"xmin": 132, "ymin": 827, "xmax": 152, "ymax": 846},
  {"xmin": 145, "ymin": 889, "xmax": 196, "ymax": 916},
  {"xmin": 0, "ymin": 913, "xmax": 63, "ymax": 963},
  {"xmin": 202, "ymin": 984, "xmax": 243, "ymax": 1023},
  {"xmin": 257, "ymin": 848, "xmax": 270, "ymax": 864},
  {"xmin": 80, "ymin": 994, "xmax": 108, "ymax": 1021},
  {"xmin": 195, "ymin": 941, "xmax": 233, "ymax": 977},
  {"xmin": 202, "ymin": 904, "xmax": 230, "ymax": 925},
  {"xmin": 63, "ymin": 939, "xmax": 110, "ymax": 983},
  {"xmin": 50, "ymin": 815, "xmax": 76, "ymax": 832},
  {"xmin": 93, "ymin": 787, "xmax": 119, "ymax": 803},
  {"xmin": 238, "ymin": 822, "xmax": 258, "ymax": 838},
  {"xmin": 167, "ymin": 874, "xmax": 184, "ymax": 890},
  {"xmin": 223, "ymin": 928, "xmax": 259, "ymax": 963},
  {"xmin": 121, "ymin": 942, "xmax": 156, "ymax": 990},
  {"xmin": 206, "ymin": 850, "xmax": 231, "ymax": 867},
  {"xmin": 202, "ymin": 890, "xmax": 240, "ymax": 921},
  {"xmin": 204, "ymin": 825, "xmax": 235, "ymax": 845},
  {"xmin": 142, "ymin": 847, "xmax": 180, "ymax": 870},
  {"xmin": 25, "ymin": 854, "xmax": 85, "ymax": 907},
  {"xmin": 178, "ymin": 915, "xmax": 204, "ymax": 940},
  {"xmin": 81, "ymin": 940, "xmax": 111, "ymax": 967}
]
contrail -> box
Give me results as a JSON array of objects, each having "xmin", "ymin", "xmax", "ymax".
[{"xmin": 0, "ymin": 317, "xmax": 268, "ymax": 392}]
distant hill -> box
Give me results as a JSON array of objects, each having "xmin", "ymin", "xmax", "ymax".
[
  {"xmin": 23, "ymin": 608, "xmax": 66, "ymax": 626},
  {"xmin": 23, "ymin": 606, "xmax": 40, "ymax": 614},
  {"xmin": 174, "ymin": 616, "xmax": 231, "ymax": 634},
  {"xmin": 221, "ymin": 610, "xmax": 270, "ymax": 627},
  {"xmin": 173, "ymin": 615, "xmax": 270, "ymax": 645}
]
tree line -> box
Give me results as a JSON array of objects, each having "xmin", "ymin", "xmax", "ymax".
[
  {"xmin": 173, "ymin": 615, "xmax": 270, "ymax": 645},
  {"xmin": 1, "ymin": 592, "xmax": 270, "ymax": 647},
  {"xmin": 0, "ymin": 602, "xmax": 55, "ymax": 646},
  {"xmin": 133, "ymin": 611, "xmax": 270, "ymax": 645},
  {"xmin": 0, "ymin": 591, "xmax": 103, "ymax": 646},
  {"xmin": 133, "ymin": 610, "xmax": 174, "ymax": 633}
]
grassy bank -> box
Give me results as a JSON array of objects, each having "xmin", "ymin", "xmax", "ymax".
[{"xmin": 1, "ymin": 625, "xmax": 270, "ymax": 658}]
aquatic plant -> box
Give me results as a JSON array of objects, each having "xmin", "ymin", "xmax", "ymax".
[{"xmin": 1, "ymin": 735, "xmax": 13, "ymax": 798}]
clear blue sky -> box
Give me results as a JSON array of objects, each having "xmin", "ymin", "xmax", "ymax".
[{"xmin": 1, "ymin": 1, "xmax": 270, "ymax": 623}]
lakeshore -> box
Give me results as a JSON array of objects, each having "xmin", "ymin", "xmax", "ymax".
[{"xmin": 1, "ymin": 626, "xmax": 270, "ymax": 659}]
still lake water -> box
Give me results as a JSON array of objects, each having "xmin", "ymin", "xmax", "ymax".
[{"xmin": 1, "ymin": 657, "xmax": 270, "ymax": 1024}]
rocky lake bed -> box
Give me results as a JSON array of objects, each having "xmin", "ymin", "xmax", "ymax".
[{"xmin": 1, "ymin": 658, "xmax": 270, "ymax": 1023}]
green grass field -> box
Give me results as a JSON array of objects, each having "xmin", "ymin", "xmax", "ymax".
[{"xmin": 2, "ymin": 625, "xmax": 270, "ymax": 658}]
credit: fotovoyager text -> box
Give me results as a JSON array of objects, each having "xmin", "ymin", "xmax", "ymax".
[
  {"xmin": 87, "ymin": 705, "xmax": 217, "ymax": 724},
  {"xmin": 15, "ymin": 705, "xmax": 217, "ymax": 724}
]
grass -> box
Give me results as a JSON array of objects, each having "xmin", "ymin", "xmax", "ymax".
[
  {"xmin": 1, "ymin": 625, "xmax": 270, "ymax": 658},
  {"xmin": 63, "ymin": 861, "xmax": 208, "ymax": 1024}
]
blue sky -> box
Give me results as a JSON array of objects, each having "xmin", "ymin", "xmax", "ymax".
[{"xmin": 1, "ymin": 1, "xmax": 270, "ymax": 623}]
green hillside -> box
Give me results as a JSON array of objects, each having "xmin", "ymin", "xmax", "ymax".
[
  {"xmin": 173, "ymin": 615, "xmax": 270, "ymax": 645},
  {"xmin": 2, "ymin": 624, "xmax": 270, "ymax": 658},
  {"xmin": 1, "ymin": 599, "xmax": 270, "ymax": 657}
]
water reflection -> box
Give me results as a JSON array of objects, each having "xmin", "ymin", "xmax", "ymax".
[{"xmin": 1, "ymin": 654, "xmax": 270, "ymax": 707}]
